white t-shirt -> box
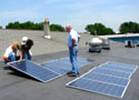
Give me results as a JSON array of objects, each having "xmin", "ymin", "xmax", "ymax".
[
  {"xmin": 68, "ymin": 29, "xmax": 80, "ymax": 47},
  {"xmin": 3, "ymin": 46, "xmax": 15, "ymax": 58}
]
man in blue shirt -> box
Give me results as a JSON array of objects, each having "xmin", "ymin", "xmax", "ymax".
[{"xmin": 66, "ymin": 25, "xmax": 80, "ymax": 77}]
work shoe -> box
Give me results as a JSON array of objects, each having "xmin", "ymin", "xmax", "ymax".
[
  {"xmin": 66, "ymin": 71, "xmax": 75, "ymax": 75},
  {"xmin": 77, "ymin": 72, "xmax": 80, "ymax": 75},
  {"xmin": 67, "ymin": 73, "xmax": 78, "ymax": 77}
]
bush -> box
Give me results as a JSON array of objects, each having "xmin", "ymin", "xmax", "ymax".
[
  {"xmin": 0, "ymin": 26, "xmax": 2, "ymax": 29},
  {"xmin": 50, "ymin": 24, "xmax": 65, "ymax": 32}
]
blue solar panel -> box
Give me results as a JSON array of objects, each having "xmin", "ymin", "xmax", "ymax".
[
  {"xmin": 100, "ymin": 64, "xmax": 135, "ymax": 74},
  {"xmin": 93, "ymin": 68, "xmax": 131, "ymax": 79},
  {"xmin": 102, "ymin": 62, "xmax": 137, "ymax": 73},
  {"xmin": 41, "ymin": 57, "xmax": 91, "ymax": 74},
  {"xmin": 42, "ymin": 64, "xmax": 68, "ymax": 74},
  {"xmin": 84, "ymin": 72, "xmax": 129, "ymax": 86},
  {"xmin": 8, "ymin": 60, "xmax": 61, "ymax": 83},
  {"xmin": 66, "ymin": 61, "xmax": 137, "ymax": 98},
  {"xmin": 106, "ymin": 62, "xmax": 137, "ymax": 70},
  {"xmin": 67, "ymin": 78, "xmax": 127, "ymax": 98}
]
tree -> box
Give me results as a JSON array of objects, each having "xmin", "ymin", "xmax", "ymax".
[
  {"xmin": 103, "ymin": 28, "xmax": 114, "ymax": 35},
  {"xmin": 85, "ymin": 24, "xmax": 94, "ymax": 34},
  {"xmin": 119, "ymin": 21, "xmax": 139, "ymax": 34},
  {"xmin": 6, "ymin": 21, "xmax": 65, "ymax": 32},
  {"xmin": 0, "ymin": 26, "xmax": 2, "ymax": 29},
  {"xmin": 85, "ymin": 23, "xmax": 115, "ymax": 35},
  {"xmin": 6, "ymin": 21, "xmax": 43, "ymax": 30},
  {"xmin": 50, "ymin": 24, "xmax": 65, "ymax": 32}
]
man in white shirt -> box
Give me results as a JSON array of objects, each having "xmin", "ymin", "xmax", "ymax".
[{"xmin": 66, "ymin": 25, "xmax": 80, "ymax": 77}]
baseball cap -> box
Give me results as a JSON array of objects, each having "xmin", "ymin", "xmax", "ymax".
[{"xmin": 21, "ymin": 36, "xmax": 28, "ymax": 45}]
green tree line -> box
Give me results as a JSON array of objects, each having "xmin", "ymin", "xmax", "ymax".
[
  {"xmin": 6, "ymin": 21, "xmax": 43, "ymax": 30},
  {"xmin": 6, "ymin": 21, "xmax": 65, "ymax": 32},
  {"xmin": 5, "ymin": 21, "xmax": 139, "ymax": 35},
  {"xmin": 0, "ymin": 26, "xmax": 2, "ymax": 29}
]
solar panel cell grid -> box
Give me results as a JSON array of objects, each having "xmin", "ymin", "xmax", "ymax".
[
  {"xmin": 84, "ymin": 72, "xmax": 129, "ymax": 86},
  {"xmin": 93, "ymin": 68, "xmax": 131, "ymax": 79},
  {"xmin": 41, "ymin": 57, "xmax": 91, "ymax": 74},
  {"xmin": 107, "ymin": 62, "xmax": 137, "ymax": 69},
  {"xmin": 68, "ymin": 78, "xmax": 125, "ymax": 97},
  {"xmin": 9, "ymin": 60, "xmax": 61, "ymax": 83},
  {"xmin": 99, "ymin": 64, "xmax": 134, "ymax": 73}
]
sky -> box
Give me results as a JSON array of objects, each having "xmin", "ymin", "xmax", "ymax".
[{"xmin": 0, "ymin": 0, "xmax": 139, "ymax": 32}]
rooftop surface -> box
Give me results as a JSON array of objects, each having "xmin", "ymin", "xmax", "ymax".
[{"xmin": 0, "ymin": 29, "xmax": 139, "ymax": 100}]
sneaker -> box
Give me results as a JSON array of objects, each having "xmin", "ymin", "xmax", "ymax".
[
  {"xmin": 77, "ymin": 72, "xmax": 80, "ymax": 75},
  {"xmin": 66, "ymin": 71, "xmax": 75, "ymax": 75},
  {"xmin": 67, "ymin": 73, "xmax": 77, "ymax": 77}
]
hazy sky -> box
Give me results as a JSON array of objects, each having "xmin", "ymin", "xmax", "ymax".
[{"xmin": 0, "ymin": 0, "xmax": 139, "ymax": 32}]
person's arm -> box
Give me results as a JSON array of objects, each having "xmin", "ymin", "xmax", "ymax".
[
  {"xmin": 19, "ymin": 51, "xmax": 23, "ymax": 60},
  {"xmin": 77, "ymin": 32, "xmax": 80, "ymax": 43},
  {"xmin": 3, "ymin": 51, "xmax": 10, "ymax": 62},
  {"xmin": 3, "ymin": 56, "xmax": 9, "ymax": 62},
  {"xmin": 72, "ymin": 38, "xmax": 76, "ymax": 47}
]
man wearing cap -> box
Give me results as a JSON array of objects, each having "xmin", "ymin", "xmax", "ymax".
[
  {"xmin": 66, "ymin": 25, "xmax": 80, "ymax": 77},
  {"xmin": 21, "ymin": 36, "xmax": 34, "ymax": 60}
]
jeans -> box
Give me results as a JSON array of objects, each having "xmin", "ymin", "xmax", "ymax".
[
  {"xmin": 69, "ymin": 46, "xmax": 79, "ymax": 74},
  {"xmin": 4, "ymin": 52, "xmax": 16, "ymax": 64},
  {"xmin": 23, "ymin": 51, "xmax": 32, "ymax": 60}
]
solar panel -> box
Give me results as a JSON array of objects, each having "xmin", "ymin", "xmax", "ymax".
[
  {"xmin": 66, "ymin": 61, "xmax": 137, "ymax": 98},
  {"xmin": 8, "ymin": 60, "xmax": 61, "ymax": 83},
  {"xmin": 93, "ymin": 68, "xmax": 131, "ymax": 79},
  {"xmin": 99, "ymin": 64, "xmax": 135, "ymax": 74},
  {"xmin": 105, "ymin": 62, "xmax": 137, "ymax": 72},
  {"xmin": 83, "ymin": 72, "xmax": 129, "ymax": 86},
  {"xmin": 66, "ymin": 78, "xmax": 129, "ymax": 98},
  {"xmin": 107, "ymin": 62, "xmax": 137, "ymax": 69},
  {"xmin": 41, "ymin": 57, "xmax": 91, "ymax": 74},
  {"xmin": 42, "ymin": 63, "xmax": 68, "ymax": 74}
]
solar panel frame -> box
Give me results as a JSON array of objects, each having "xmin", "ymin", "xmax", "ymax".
[
  {"xmin": 66, "ymin": 78, "xmax": 131, "ymax": 98},
  {"xmin": 66, "ymin": 66, "xmax": 131, "ymax": 98},
  {"xmin": 8, "ymin": 60, "xmax": 62, "ymax": 83},
  {"xmin": 66, "ymin": 61, "xmax": 138, "ymax": 98}
]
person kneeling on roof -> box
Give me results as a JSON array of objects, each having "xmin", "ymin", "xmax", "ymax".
[
  {"xmin": 3, "ymin": 42, "xmax": 22, "ymax": 64},
  {"xmin": 21, "ymin": 36, "xmax": 34, "ymax": 60}
]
